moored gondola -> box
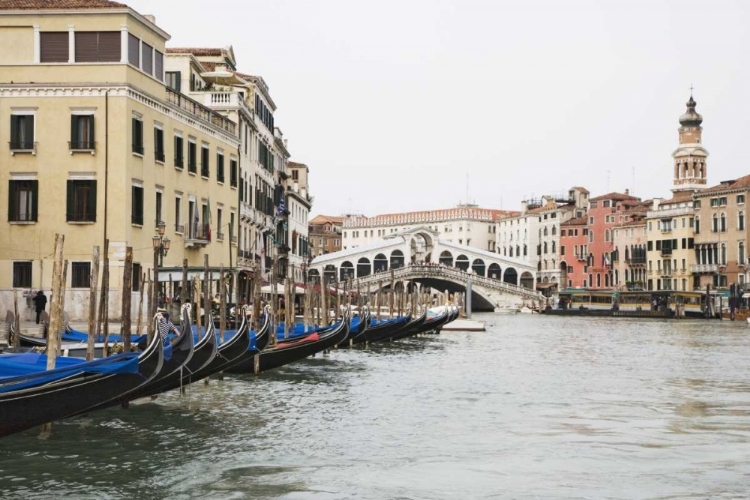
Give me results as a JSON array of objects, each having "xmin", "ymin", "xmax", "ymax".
[
  {"xmin": 390, "ymin": 308, "xmax": 449, "ymax": 341},
  {"xmin": 0, "ymin": 326, "xmax": 164, "ymax": 438},
  {"xmin": 381, "ymin": 310, "xmax": 427, "ymax": 342},
  {"xmin": 336, "ymin": 307, "xmax": 370, "ymax": 348},
  {"xmin": 363, "ymin": 313, "xmax": 412, "ymax": 344},
  {"xmin": 215, "ymin": 307, "xmax": 271, "ymax": 374}
]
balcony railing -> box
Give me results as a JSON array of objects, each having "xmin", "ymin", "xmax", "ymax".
[
  {"xmin": 217, "ymin": 231, "xmax": 225, "ymax": 241},
  {"xmin": 185, "ymin": 224, "xmax": 209, "ymax": 248},
  {"xmin": 175, "ymin": 224, "xmax": 184, "ymax": 233},
  {"xmin": 69, "ymin": 140, "xmax": 95, "ymax": 152},
  {"xmin": 166, "ymin": 88, "xmax": 236, "ymax": 135},
  {"xmin": 691, "ymin": 264, "xmax": 720, "ymax": 274},
  {"xmin": 132, "ymin": 144, "xmax": 144, "ymax": 155},
  {"xmin": 9, "ymin": 141, "xmax": 36, "ymax": 154},
  {"xmin": 155, "ymin": 150, "xmax": 165, "ymax": 163},
  {"xmin": 231, "ymin": 235, "xmax": 238, "ymax": 245},
  {"xmin": 660, "ymin": 248, "xmax": 673, "ymax": 256},
  {"xmin": 174, "ymin": 156, "xmax": 184, "ymax": 169}
]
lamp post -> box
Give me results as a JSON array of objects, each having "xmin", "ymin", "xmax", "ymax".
[{"xmin": 151, "ymin": 221, "xmax": 171, "ymax": 320}]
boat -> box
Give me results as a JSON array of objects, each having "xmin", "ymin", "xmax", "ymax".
[
  {"xmin": 336, "ymin": 307, "xmax": 370, "ymax": 348},
  {"xmin": 387, "ymin": 310, "xmax": 429, "ymax": 341},
  {"xmin": 216, "ymin": 307, "xmax": 272, "ymax": 374},
  {"xmin": 495, "ymin": 306, "xmax": 519, "ymax": 315},
  {"xmin": 0, "ymin": 326, "xmax": 164, "ymax": 438},
  {"xmin": 545, "ymin": 290, "xmax": 715, "ymax": 319},
  {"xmin": 519, "ymin": 306, "xmax": 535, "ymax": 314},
  {"xmin": 233, "ymin": 308, "xmax": 350, "ymax": 374},
  {"xmin": 361, "ymin": 314, "xmax": 411, "ymax": 344}
]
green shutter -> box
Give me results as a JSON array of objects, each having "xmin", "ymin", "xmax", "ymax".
[
  {"xmin": 66, "ymin": 180, "xmax": 74, "ymax": 221},
  {"xmin": 89, "ymin": 116, "xmax": 95, "ymax": 147},
  {"xmin": 174, "ymin": 72, "xmax": 181, "ymax": 92},
  {"xmin": 31, "ymin": 180, "xmax": 38, "ymax": 222},
  {"xmin": 70, "ymin": 115, "xmax": 78, "ymax": 146},
  {"xmin": 25, "ymin": 116, "xmax": 34, "ymax": 146},
  {"xmin": 8, "ymin": 181, "xmax": 16, "ymax": 221},
  {"xmin": 132, "ymin": 117, "xmax": 136, "ymax": 150},
  {"xmin": 88, "ymin": 180, "xmax": 97, "ymax": 221},
  {"xmin": 10, "ymin": 116, "xmax": 18, "ymax": 146}
]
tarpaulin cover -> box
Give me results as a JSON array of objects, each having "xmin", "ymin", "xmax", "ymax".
[{"xmin": 63, "ymin": 329, "xmax": 147, "ymax": 345}]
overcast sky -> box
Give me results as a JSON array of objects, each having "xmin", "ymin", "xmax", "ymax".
[{"xmin": 130, "ymin": 0, "xmax": 750, "ymax": 217}]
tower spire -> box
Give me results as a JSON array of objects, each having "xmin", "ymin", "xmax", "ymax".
[{"xmin": 672, "ymin": 91, "xmax": 708, "ymax": 193}]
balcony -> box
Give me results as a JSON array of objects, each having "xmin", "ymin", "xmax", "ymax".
[
  {"xmin": 9, "ymin": 141, "xmax": 36, "ymax": 155},
  {"xmin": 691, "ymin": 264, "xmax": 719, "ymax": 274},
  {"xmin": 166, "ymin": 88, "xmax": 237, "ymax": 135},
  {"xmin": 625, "ymin": 258, "xmax": 647, "ymax": 267},
  {"xmin": 175, "ymin": 224, "xmax": 184, "ymax": 234},
  {"xmin": 174, "ymin": 156, "xmax": 184, "ymax": 169},
  {"xmin": 155, "ymin": 150, "xmax": 165, "ymax": 163},
  {"xmin": 185, "ymin": 224, "xmax": 209, "ymax": 249},
  {"xmin": 231, "ymin": 235, "xmax": 238, "ymax": 246},
  {"xmin": 660, "ymin": 248, "xmax": 673, "ymax": 257},
  {"xmin": 660, "ymin": 270, "xmax": 673, "ymax": 277},
  {"xmin": 68, "ymin": 140, "xmax": 95, "ymax": 154},
  {"xmin": 217, "ymin": 231, "xmax": 225, "ymax": 241}
]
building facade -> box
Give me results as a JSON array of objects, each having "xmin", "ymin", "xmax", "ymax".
[
  {"xmin": 0, "ymin": 2, "xmax": 246, "ymax": 320},
  {"xmin": 285, "ymin": 161, "xmax": 313, "ymax": 282},
  {"xmin": 309, "ymin": 215, "xmax": 344, "ymax": 258},
  {"xmin": 559, "ymin": 216, "xmax": 589, "ymax": 288},
  {"xmin": 611, "ymin": 207, "xmax": 648, "ymax": 290},
  {"xmin": 343, "ymin": 205, "xmax": 515, "ymax": 254}
]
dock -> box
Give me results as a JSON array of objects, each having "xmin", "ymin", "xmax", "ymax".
[{"xmin": 441, "ymin": 319, "xmax": 486, "ymax": 332}]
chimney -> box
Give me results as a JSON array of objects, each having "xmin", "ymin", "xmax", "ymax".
[
  {"xmin": 625, "ymin": 188, "xmax": 629, "ymax": 195},
  {"xmin": 144, "ymin": 14, "xmax": 156, "ymax": 24}
]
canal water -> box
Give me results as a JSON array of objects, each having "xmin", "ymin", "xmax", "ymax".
[{"xmin": 2, "ymin": 314, "xmax": 750, "ymax": 499}]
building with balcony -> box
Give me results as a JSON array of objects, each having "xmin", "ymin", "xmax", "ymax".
[
  {"xmin": 0, "ymin": 1, "xmax": 242, "ymax": 320},
  {"xmin": 343, "ymin": 205, "xmax": 515, "ymax": 253},
  {"xmin": 611, "ymin": 204, "xmax": 649, "ymax": 290},
  {"xmin": 559, "ymin": 215, "xmax": 589, "ymax": 288},
  {"xmin": 309, "ymin": 215, "xmax": 345, "ymax": 258},
  {"xmin": 693, "ymin": 175, "xmax": 750, "ymax": 290},
  {"xmin": 284, "ymin": 161, "xmax": 313, "ymax": 282}
]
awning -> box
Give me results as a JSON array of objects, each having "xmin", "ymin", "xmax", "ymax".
[
  {"xmin": 261, "ymin": 284, "xmax": 306, "ymax": 295},
  {"xmin": 536, "ymin": 282, "xmax": 558, "ymax": 289},
  {"xmin": 742, "ymin": 293, "xmax": 750, "ymax": 299}
]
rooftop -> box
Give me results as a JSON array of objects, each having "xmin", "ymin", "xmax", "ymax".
[
  {"xmin": 310, "ymin": 215, "xmax": 346, "ymax": 225},
  {"xmin": 697, "ymin": 174, "xmax": 750, "ymax": 196},
  {"xmin": 166, "ymin": 47, "xmax": 224, "ymax": 56},
  {"xmin": 589, "ymin": 191, "xmax": 640, "ymax": 203},
  {"xmin": 659, "ymin": 191, "xmax": 694, "ymax": 205},
  {"xmin": 0, "ymin": 0, "xmax": 126, "ymax": 8},
  {"xmin": 344, "ymin": 207, "xmax": 519, "ymax": 227},
  {"xmin": 561, "ymin": 215, "xmax": 588, "ymax": 227}
]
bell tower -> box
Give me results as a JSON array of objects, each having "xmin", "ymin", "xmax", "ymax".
[{"xmin": 672, "ymin": 93, "xmax": 708, "ymax": 193}]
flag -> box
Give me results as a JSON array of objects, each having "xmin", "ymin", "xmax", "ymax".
[
  {"xmin": 277, "ymin": 195, "xmax": 285, "ymax": 216},
  {"xmin": 193, "ymin": 207, "xmax": 200, "ymax": 238},
  {"xmin": 206, "ymin": 197, "xmax": 212, "ymax": 242}
]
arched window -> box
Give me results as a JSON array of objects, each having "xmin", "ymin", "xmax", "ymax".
[
  {"xmin": 739, "ymin": 211, "xmax": 745, "ymax": 231},
  {"xmin": 712, "ymin": 213, "xmax": 718, "ymax": 233},
  {"xmin": 597, "ymin": 274, "xmax": 601, "ymax": 288},
  {"xmin": 625, "ymin": 269, "xmax": 629, "ymax": 282},
  {"xmin": 625, "ymin": 246, "xmax": 630, "ymax": 261},
  {"xmin": 721, "ymin": 243, "xmax": 727, "ymax": 265},
  {"xmin": 543, "ymin": 242, "xmax": 548, "ymax": 254},
  {"xmin": 543, "ymin": 227, "xmax": 548, "ymax": 237},
  {"xmin": 509, "ymin": 247, "xmax": 514, "ymax": 257},
  {"xmin": 516, "ymin": 245, "xmax": 520, "ymax": 257},
  {"xmin": 523, "ymin": 245, "xmax": 528, "ymax": 256},
  {"xmin": 721, "ymin": 213, "xmax": 727, "ymax": 232},
  {"xmin": 695, "ymin": 215, "xmax": 701, "ymax": 234},
  {"xmin": 552, "ymin": 241, "xmax": 556, "ymax": 253},
  {"xmin": 552, "ymin": 226, "xmax": 557, "ymax": 236},
  {"xmin": 740, "ymin": 241, "xmax": 746, "ymax": 265}
]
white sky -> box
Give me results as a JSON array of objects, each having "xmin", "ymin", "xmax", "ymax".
[{"xmin": 129, "ymin": 0, "xmax": 750, "ymax": 216}]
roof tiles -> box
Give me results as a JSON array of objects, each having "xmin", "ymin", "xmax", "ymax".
[{"xmin": 0, "ymin": 0, "xmax": 126, "ymax": 8}]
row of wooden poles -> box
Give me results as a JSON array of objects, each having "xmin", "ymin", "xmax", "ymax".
[{"xmin": 24, "ymin": 236, "xmax": 465, "ymax": 372}]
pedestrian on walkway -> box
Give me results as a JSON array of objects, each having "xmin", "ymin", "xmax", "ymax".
[{"xmin": 33, "ymin": 290, "xmax": 47, "ymax": 325}]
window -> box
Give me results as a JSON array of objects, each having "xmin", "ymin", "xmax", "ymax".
[
  {"xmin": 603, "ymin": 200, "xmax": 611, "ymax": 208},
  {"xmin": 155, "ymin": 191, "xmax": 163, "ymax": 225},
  {"xmin": 738, "ymin": 195, "xmax": 746, "ymax": 205},
  {"xmin": 710, "ymin": 198, "xmax": 719, "ymax": 208},
  {"xmin": 590, "ymin": 201, "xmax": 598, "ymax": 208},
  {"xmin": 153, "ymin": 127, "xmax": 165, "ymax": 162},
  {"xmin": 132, "ymin": 263, "xmax": 141, "ymax": 292},
  {"xmin": 230, "ymin": 212, "xmax": 235, "ymax": 241},
  {"xmin": 588, "ymin": 231, "xmax": 593, "ymax": 243},
  {"xmin": 740, "ymin": 242, "xmax": 746, "ymax": 265},
  {"xmin": 141, "ymin": 42, "xmax": 153, "ymax": 75},
  {"xmin": 217, "ymin": 152, "xmax": 225, "ymax": 183},
  {"xmin": 174, "ymin": 135, "xmax": 184, "ymax": 168},
  {"xmin": 8, "ymin": 180, "xmax": 38, "ymax": 222},
  {"xmin": 165, "ymin": 71, "xmax": 181, "ymax": 92},
  {"xmin": 721, "ymin": 213, "xmax": 727, "ymax": 232},
  {"xmin": 201, "ymin": 145, "xmax": 210, "ymax": 177},
  {"xmin": 70, "ymin": 262, "xmax": 91, "ymax": 288},
  {"xmin": 75, "ymin": 31, "xmax": 120, "ymax": 62},
  {"xmin": 175, "ymin": 196, "xmax": 182, "ymax": 233},
  {"xmin": 70, "ymin": 114, "xmax": 95, "ymax": 150},
  {"xmin": 217, "ymin": 208, "xmax": 223, "ymax": 239},
  {"xmin": 292, "ymin": 169, "xmax": 299, "ymax": 181},
  {"xmin": 10, "ymin": 114, "xmax": 34, "ymax": 151},
  {"xmin": 40, "ymin": 32, "xmax": 68, "ymax": 62},
  {"xmin": 66, "ymin": 180, "xmax": 97, "ymax": 222},
  {"xmin": 739, "ymin": 211, "xmax": 745, "ymax": 231},
  {"xmin": 128, "ymin": 33, "xmax": 139, "ymax": 67},
  {"xmin": 188, "ymin": 140, "xmax": 197, "ymax": 173},
  {"xmin": 695, "ymin": 216, "xmax": 700, "ymax": 234},
  {"xmin": 13, "ymin": 261, "xmax": 32, "ymax": 288},
  {"xmin": 154, "ymin": 50, "xmax": 164, "ymax": 81},
  {"xmin": 712, "ymin": 214, "xmax": 718, "ymax": 232},
  {"xmin": 132, "ymin": 117, "xmax": 144, "ymax": 154},
  {"xmin": 230, "ymin": 158, "xmax": 238, "ymax": 187},
  {"xmin": 131, "ymin": 185, "xmax": 144, "ymax": 225}
]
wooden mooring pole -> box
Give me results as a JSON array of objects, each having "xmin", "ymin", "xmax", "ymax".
[{"xmin": 121, "ymin": 247, "xmax": 133, "ymax": 353}]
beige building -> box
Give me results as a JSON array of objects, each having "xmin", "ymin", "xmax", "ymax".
[
  {"xmin": 0, "ymin": 1, "xmax": 242, "ymax": 320},
  {"xmin": 285, "ymin": 161, "xmax": 313, "ymax": 282},
  {"xmin": 309, "ymin": 215, "xmax": 345, "ymax": 258},
  {"xmin": 692, "ymin": 175, "xmax": 750, "ymax": 289},
  {"xmin": 611, "ymin": 205, "xmax": 648, "ymax": 290}
]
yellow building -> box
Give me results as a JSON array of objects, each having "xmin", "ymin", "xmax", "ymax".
[{"xmin": 0, "ymin": 1, "xmax": 240, "ymax": 320}]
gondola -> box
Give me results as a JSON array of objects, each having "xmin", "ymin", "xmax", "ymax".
[
  {"xmin": 229, "ymin": 308, "xmax": 350, "ymax": 374},
  {"xmin": 390, "ymin": 309, "xmax": 447, "ymax": 341},
  {"xmin": 75, "ymin": 304, "xmax": 195, "ymax": 413},
  {"xmin": 381, "ymin": 310, "xmax": 427, "ymax": 342},
  {"xmin": 214, "ymin": 307, "xmax": 271, "ymax": 374},
  {"xmin": 361, "ymin": 313, "xmax": 412, "ymax": 344},
  {"xmin": 336, "ymin": 307, "xmax": 370, "ymax": 348},
  {"xmin": 0, "ymin": 326, "xmax": 164, "ymax": 438}
]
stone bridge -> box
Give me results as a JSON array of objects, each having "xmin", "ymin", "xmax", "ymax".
[{"xmin": 309, "ymin": 227, "xmax": 544, "ymax": 311}]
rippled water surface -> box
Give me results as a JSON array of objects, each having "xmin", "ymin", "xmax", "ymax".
[{"xmin": 3, "ymin": 314, "xmax": 750, "ymax": 499}]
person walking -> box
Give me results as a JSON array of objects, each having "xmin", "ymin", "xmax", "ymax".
[{"xmin": 33, "ymin": 290, "xmax": 47, "ymax": 324}]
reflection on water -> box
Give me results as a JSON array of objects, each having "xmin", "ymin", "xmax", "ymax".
[{"xmin": 2, "ymin": 315, "xmax": 750, "ymax": 499}]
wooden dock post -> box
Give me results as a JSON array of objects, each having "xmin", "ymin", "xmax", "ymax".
[
  {"xmin": 180, "ymin": 258, "xmax": 188, "ymax": 306},
  {"xmin": 252, "ymin": 275, "xmax": 261, "ymax": 333},
  {"xmin": 195, "ymin": 276, "xmax": 202, "ymax": 335},
  {"xmin": 121, "ymin": 247, "xmax": 133, "ymax": 353},
  {"xmin": 86, "ymin": 246, "xmax": 100, "ymax": 360},
  {"xmin": 375, "ymin": 281, "xmax": 382, "ymax": 321},
  {"xmin": 203, "ymin": 254, "xmax": 210, "ymax": 329},
  {"xmin": 12, "ymin": 291, "xmax": 20, "ymax": 352},
  {"xmin": 136, "ymin": 272, "xmax": 145, "ymax": 338},
  {"xmin": 47, "ymin": 234, "xmax": 64, "ymax": 369},
  {"xmin": 96, "ymin": 239, "xmax": 108, "ymax": 352},
  {"xmin": 219, "ymin": 264, "xmax": 226, "ymax": 342},
  {"xmin": 389, "ymin": 270, "xmax": 395, "ymax": 318}
]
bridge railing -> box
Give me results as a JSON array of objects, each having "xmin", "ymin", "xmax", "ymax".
[{"xmin": 353, "ymin": 263, "xmax": 544, "ymax": 299}]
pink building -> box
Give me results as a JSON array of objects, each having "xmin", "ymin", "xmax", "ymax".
[{"xmin": 559, "ymin": 216, "xmax": 589, "ymax": 288}]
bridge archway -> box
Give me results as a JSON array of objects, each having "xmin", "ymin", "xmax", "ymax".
[
  {"xmin": 340, "ymin": 261, "xmax": 354, "ymax": 281},
  {"xmin": 390, "ymin": 250, "xmax": 405, "ymax": 269},
  {"xmin": 503, "ymin": 267, "xmax": 518, "ymax": 285},
  {"xmin": 472, "ymin": 258, "xmax": 486, "ymax": 277},
  {"xmin": 456, "ymin": 254, "xmax": 470, "ymax": 271},
  {"xmin": 520, "ymin": 271, "xmax": 534, "ymax": 289},
  {"xmin": 308, "ymin": 268, "xmax": 320, "ymax": 284},
  {"xmin": 488, "ymin": 263, "xmax": 501, "ymax": 280},
  {"xmin": 323, "ymin": 265, "xmax": 336, "ymax": 284},
  {"xmin": 410, "ymin": 232, "xmax": 435, "ymax": 263},
  {"xmin": 439, "ymin": 250, "xmax": 453, "ymax": 267},
  {"xmin": 559, "ymin": 261, "xmax": 568, "ymax": 287},
  {"xmin": 374, "ymin": 253, "xmax": 388, "ymax": 273},
  {"xmin": 357, "ymin": 257, "xmax": 371, "ymax": 277}
]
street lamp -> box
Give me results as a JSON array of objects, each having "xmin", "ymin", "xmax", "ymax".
[{"xmin": 151, "ymin": 221, "xmax": 171, "ymax": 319}]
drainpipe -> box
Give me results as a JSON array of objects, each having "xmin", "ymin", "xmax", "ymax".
[{"xmin": 103, "ymin": 89, "xmax": 109, "ymax": 250}]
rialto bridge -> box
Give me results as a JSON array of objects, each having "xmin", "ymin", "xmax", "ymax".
[{"xmin": 309, "ymin": 227, "xmax": 544, "ymax": 311}]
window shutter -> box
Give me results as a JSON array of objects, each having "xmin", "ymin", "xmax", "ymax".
[
  {"xmin": 89, "ymin": 115, "xmax": 95, "ymax": 145},
  {"xmin": 132, "ymin": 117, "xmax": 136, "ymax": 148},
  {"xmin": 128, "ymin": 33, "xmax": 140, "ymax": 67},
  {"xmin": 8, "ymin": 181, "xmax": 16, "ymax": 221},
  {"xmin": 174, "ymin": 71, "xmax": 181, "ymax": 92},
  {"xmin": 154, "ymin": 50, "xmax": 164, "ymax": 81},
  {"xmin": 24, "ymin": 115, "xmax": 34, "ymax": 145},
  {"xmin": 97, "ymin": 32, "xmax": 120, "ymax": 62},
  {"xmin": 30, "ymin": 180, "xmax": 38, "ymax": 222},
  {"xmin": 66, "ymin": 180, "xmax": 74, "ymax": 222},
  {"xmin": 154, "ymin": 128, "xmax": 158, "ymax": 153},
  {"xmin": 141, "ymin": 42, "xmax": 153, "ymax": 75},
  {"xmin": 88, "ymin": 180, "xmax": 97, "ymax": 221},
  {"xmin": 40, "ymin": 32, "xmax": 69, "ymax": 63},
  {"xmin": 75, "ymin": 32, "xmax": 98, "ymax": 62},
  {"xmin": 132, "ymin": 185, "xmax": 137, "ymax": 222},
  {"xmin": 10, "ymin": 116, "xmax": 18, "ymax": 145},
  {"xmin": 71, "ymin": 115, "xmax": 78, "ymax": 145}
]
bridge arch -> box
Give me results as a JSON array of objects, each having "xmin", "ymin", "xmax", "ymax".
[
  {"xmin": 439, "ymin": 250, "xmax": 453, "ymax": 267},
  {"xmin": 323, "ymin": 265, "xmax": 336, "ymax": 284},
  {"xmin": 374, "ymin": 253, "xmax": 388, "ymax": 273},
  {"xmin": 456, "ymin": 254, "xmax": 470, "ymax": 271},
  {"xmin": 503, "ymin": 267, "xmax": 518, "ymax": 285},
  {"xmin": 472, "ymin": 258, "xmax": 486, "ymax": 277},
  {"xmin": 520, "ymin": 271, "xmax": 534, "ymax": 289},
  {"xmin": 308, "ymin": 268, "xmax": 320, "ymax": 284},
  {"xmin": 488, "ymin": 263, "xmax": 501, "ymax": 279},
  {"xmin": 340, "ymin": 261, "xmax": 354, "ymax": 281},
  {"xmin": 357, "ymin": 257, "xmax": 371, "ymax": 277},
  {"xmin": 390, "ymin": 250, "xmax": 405, "ymax": 269}
]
